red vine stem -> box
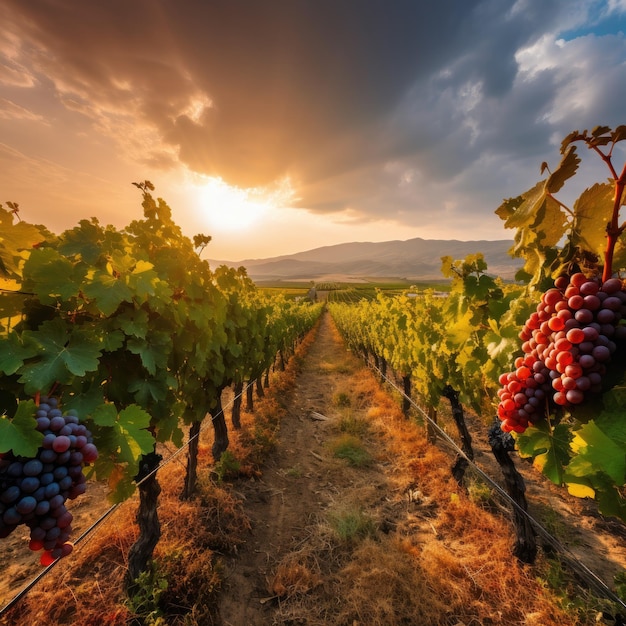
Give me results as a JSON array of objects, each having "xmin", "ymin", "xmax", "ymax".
[{"xmin": 602, "ymin": 160, "xmax": 626, "ymax": 282}]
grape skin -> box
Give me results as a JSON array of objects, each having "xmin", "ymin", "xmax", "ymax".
[
  {"xmin": 497, "ymin": 273, "xmax": 625, "ymax": 433},
  {"xmin": 0, "ymin": 397, "xmax": 98, "ymax": 565}
]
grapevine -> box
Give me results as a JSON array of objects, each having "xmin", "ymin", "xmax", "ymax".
[{"xmin": 0, "ymin": 186, "xmax": 323, "ymax": 584}]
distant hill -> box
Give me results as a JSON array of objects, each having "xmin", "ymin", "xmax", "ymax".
[{"xmin": 210, "ymin": 237, "xmax": 523, "ymax": 282}]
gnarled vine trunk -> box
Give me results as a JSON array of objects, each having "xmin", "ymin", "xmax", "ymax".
[
  {"xmin": 246, "ymin": 379, "xmax": 254, "ymax": 412},
  {"xmin": 442, "ymin": 385, "xmax": 474, "ymax": 486},
  {"xmin": 401, "ymin": 374, "xmax": 411, "ymax": 417},
  {"xmin": 211, "ymin": 393, "xmax": 229, "ymax": 461},
  {"xmin": 231, "ymin": 380, "xmax": 243, "ymax": 429},
  {"xmin": 488, "ymin": 421, "xmax": 537, "ymax": 564},
  {"xmin": 181, "ymin": 420, "xmax": 201, "ymax": 500},
  {"xmin": 125, "ymin": 450, "xmax": 162, "ymax": 594}
]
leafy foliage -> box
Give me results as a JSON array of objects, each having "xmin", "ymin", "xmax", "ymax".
[{"xmin": 0, "ymin": 186, "xmax": 323, "ymax": 503}]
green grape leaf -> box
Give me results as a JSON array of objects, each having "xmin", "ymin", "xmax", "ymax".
[
  {"xmin": 101, "ymin": 328, "xmax": 125, "ymax": 352},
  {"xmin": 116, "ymin": 405, "xmax": 155, "ymax": 465},
  {"xmin": 127, "ymin": 260, "xmax": 160, "ymax": 300},
  {"xmin": 83, "ymin": 268, "xmax": 133, "ymax": 316},
  {"xmin": 128, "ymin": 378, "xmax": 167, "ymax": 405},
  {"xmin": 58, "ymin": 218, "xmax": 106, "ymax": 265},
  {"xmin": 0, "ymin": 216, "xmax": 47, "ymax": 279},
  {"xmin": 91, "ymin": 402, "xmax": 119, "ymax": 427},
  {"xmin": 23, "ymin": 248, "xmax": 83, "ymax": 302},
  {"xmin": 116, "ymin": 307, "xmax": 149, "ymax": 338},
  {"xmin": 88, "ymin": 404, "xmax": 154, "ymax": 502},
  {"xmin": 516, "ymin": 422, "xmax": 572, "ymax": 485},
  {"xmin": 18, "ymin": 319, "xmax": 103, "ymax": 394},
  {"xmin": 127, "ymin": 338, "xmax": 158, "ymax": 375},
  {"xmin": 0, "ymin": 400, "xmax": 43, "ymax": 456},
  {"xmin": 568, "ymin": 420, "xmax": 625, "ymax": 485},
  {"xmin": 0, "ymin": 333, "xmax": 39, "ymax": 375}
]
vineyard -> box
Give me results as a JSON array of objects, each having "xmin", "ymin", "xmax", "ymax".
[{"xmin": 0, "ymin": 127, "xmax": 626, "ymax": 624}]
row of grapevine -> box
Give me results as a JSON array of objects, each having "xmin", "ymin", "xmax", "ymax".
[
  {"xmin": 330, "ymin": 126, "xmax": 626, "ymax": 530},
  {"xmin": 0, "ymin": 182, "xmax": 323, "ymax": 590}
]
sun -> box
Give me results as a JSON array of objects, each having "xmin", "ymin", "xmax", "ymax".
[{"xmin": 194, "ymin": 177, "xmax": 270, "ymax": 232}]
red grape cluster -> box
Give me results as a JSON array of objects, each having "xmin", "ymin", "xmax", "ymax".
[
  {"xmin": 497, "ymin": 273, "xmax": 626, "ymax": 433},
  {"xmin": 0, "ymin": 397, "xmax": 98, "ymax": 565}
]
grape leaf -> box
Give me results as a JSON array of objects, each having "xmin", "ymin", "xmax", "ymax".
[
  {"xmin": 58, "ymin": 218, "xmax": 106, "ymax": 265},
  {"xmin": 83, "ymin": 269, "xmax": 133, "ymax": 316},
  {"xmin": 612, "ymin": 125, "xmax": 626, "ymax": 143},
  {"xmin": 91, "ymin": 402, "xmax": 119, "ymax": 427},
  {"xmin": 127, "ymin": 260, "xmax": 160, "ymax": 300},
  {"xmin": 128, "ymin": 378, "xmax": 168, "ymax": 405},
  {"xmin": 503, "ymin": 181, "xmax": 547, "ymax": 230},
  {"xmin": 546, "ymin": 146, "xmax": 580, "ymax": 194},
  {"xmin": 0, "ymin": 400, "xmax": 43, "ymax": 456},
  {"xmin": 0, "ymin": 214, "xmax": 47, "ymax": 279},
  {"xmin": 495, "ymin": 195, "xmax": 523, "ymax": 225},
  {"xmin": 23, "ymin": 248, "xmax": 83, "ymax": 303},
  {"xmin": 568, "ymin": 420, "xmax": 625, "ymax": 485},
  {"xmin": 18, "ymin": 319, "xmax": 103, "ymax": 394},
  {"xmin": 572, "ymin": 182, "xmax": 614, "ymax": 255},
  {"xmin": 516, "ymin": 422, "xmax": 572, "ymax": 485},
  {"xmin": 535, "ymin": 195, "xmax": 568, "ymax": 247},
  {"xmin": 0, "ymin": 333, "xmax": 38, "ymax": 375},
  {"xmin": 116, "ymin": 405, "xmax": 155, "ymax": 464}
]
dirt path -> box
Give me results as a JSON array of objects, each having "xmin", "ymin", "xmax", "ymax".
[
  {"xmin": 217, "ymin": 310, "xmax": 361, "ymax": 624},
  {"xmin": 216, "ymin": 312, "xmax": 626, "ymax": 625}
]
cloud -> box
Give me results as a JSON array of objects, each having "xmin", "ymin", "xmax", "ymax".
[
  {"xmin": 1, "ymin": 0, "xmax": 625, "ymax": 243},
  {"xmin": 0, "ymin": 97, "xmax": 46, "ymax": 121}
]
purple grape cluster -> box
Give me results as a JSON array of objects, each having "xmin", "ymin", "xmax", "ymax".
[
  {"xmin": 497, "ymin": 273, "xmax": 626, "ymax": 433},
  {"xmin": 0, "ymin": 397, "xmax": 98, "ymax": 565}
]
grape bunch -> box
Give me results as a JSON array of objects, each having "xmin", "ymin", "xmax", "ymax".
[
  {"xmin": 0, "ymin": 397, "xmax": 98, "ymax": 566},
  {"xmin": 497, "ymin": 273, "xmax": 626, "ymax": 433}
]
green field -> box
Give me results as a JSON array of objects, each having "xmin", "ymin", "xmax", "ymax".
[{"xmin": 255, "ymin": 279, "xmax": 452, "ymax": 302}]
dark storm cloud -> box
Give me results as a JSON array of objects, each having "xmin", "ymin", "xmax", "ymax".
[{"xmin": 1, "ymin": 0, "xmax": 624, "ymax": 229}]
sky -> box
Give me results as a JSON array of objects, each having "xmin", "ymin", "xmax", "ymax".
[{"xmin": 1, "ymin": 0, "xmax": 626, "ymax": 261}]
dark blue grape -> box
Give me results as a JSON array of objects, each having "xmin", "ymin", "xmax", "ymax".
[
  {"xmin": 16, "ymin": 496, "xmax": 37, "ymax": 515},
  {"xmin": 23, "ymin": 459, "xmax": 43, "ymax": 476},
  {"xmin": 40, "ymin": 472, "xmax": 54, "ymax": 486},
  {"xmin": 7, "ymin": 462, "xmax": 23, "ymax": 477},
  {"xmin": 3, "ymin": 507, "xmax": 21, "ymax": 525},
  {"xmin": 39, "ymin": 449, "xmax": 57, "ymax": 464},
  {"xmin": 1, "ymin": 486, "xmax": 20, "ymax": 504},
  {"xmin": 35, "ymin": 501, "xmax": 50, "ymax": 516},
  {"xmin": 20, "ymin": 476, "xmax": 40, "ymax": 493},
  {"xmin": 44, "ymin": 482, "xmax": 60, "ymax": 498}
]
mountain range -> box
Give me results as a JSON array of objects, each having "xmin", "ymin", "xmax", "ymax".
[{"xmin": 210, "ymin": 237, "xmax": 523, "ymax": 283}]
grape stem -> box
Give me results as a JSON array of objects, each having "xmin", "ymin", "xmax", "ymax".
[{"xmin": 602, "ymin": 160, "xmax": 626, "ymax": 283}]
